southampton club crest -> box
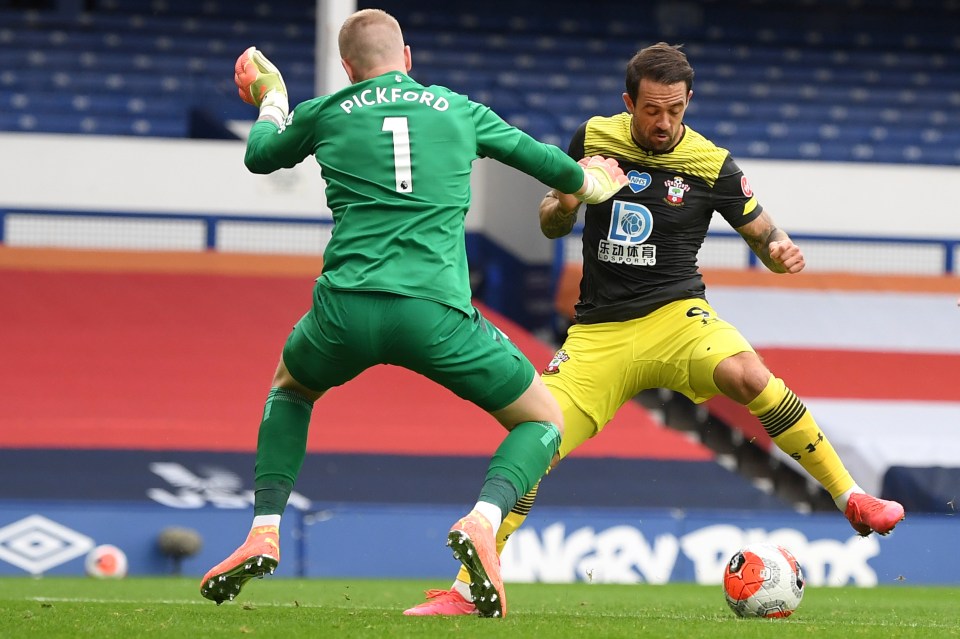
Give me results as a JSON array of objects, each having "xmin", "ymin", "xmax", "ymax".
[
  {"xmin": 664, "ymin": 176, "xmax": 691, "ymax": 206},
  {"xmin": 543, "ymin": 349, "xmax": 570, "ymax": 375}
]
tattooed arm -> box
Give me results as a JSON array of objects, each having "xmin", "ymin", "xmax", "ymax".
[{"xmin": 735, "ymin": 209, "xmax": 806, "ymax": 274}]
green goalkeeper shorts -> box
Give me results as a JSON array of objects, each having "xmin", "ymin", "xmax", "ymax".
[{"xmin": 282, "ymin": 283, "xmax": 535, "ymax": 412}]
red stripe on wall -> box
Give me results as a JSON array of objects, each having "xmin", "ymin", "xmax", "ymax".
[
  {"xmin": 708, "ymin": 346, "xmax": 960, "ymax": 451},
  {"xmin": 1, "ymin": 268, "xmax": 709, "ymax": 460},
  {"xmin": 756, "ymin": 348, "xmax": 959, "ymax": 401}
]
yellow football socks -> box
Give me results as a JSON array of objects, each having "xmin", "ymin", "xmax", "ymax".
[{"xmin": 747, "ymin": 376, "xmax": 854, "ymax": 500}]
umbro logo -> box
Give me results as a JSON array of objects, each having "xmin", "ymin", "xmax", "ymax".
[{"xmin": 0, "ymin": 515, "xmax": 94, "ymax": 575}]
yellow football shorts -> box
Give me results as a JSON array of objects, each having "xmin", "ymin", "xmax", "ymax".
[{"xmin": 542, "ymin": 298, "xmax": 755, "ymax": 457}]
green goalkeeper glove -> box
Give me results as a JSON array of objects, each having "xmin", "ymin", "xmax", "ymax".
[
  {"xmin": 575, "ymin": 156, "xmax": 628, "ymax": 204},
  {"xmin": 234, "ymin": 46, "xmax": 289, "ymax": 127}
]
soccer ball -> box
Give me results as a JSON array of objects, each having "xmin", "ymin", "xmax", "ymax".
[
  {"xmin": 722, "ymin": 543, "xmax": 804, "ymax": 618},
  {"xmin": 85, "ymin": 544, "xmax": 128, "ymax": 579}
]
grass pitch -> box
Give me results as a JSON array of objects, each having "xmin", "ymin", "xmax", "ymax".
[{"xmin": 2, "ymin": 577, "xmax": 958, "ymax": 638}]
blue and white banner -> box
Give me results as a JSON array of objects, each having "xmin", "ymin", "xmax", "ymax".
[
  {"xmin": 0, "ymin": 450, "xmax": 788, "ymax": 511},
  {"xmin": 500, "ymin": 508, "xmax": 952, "ymax": 587},
  {"xmin": 0, "ymin": 504, "xmax": 300, "ymax": 578},
  {"xmin": 0, "ymin": 503, "xmax": 955, "ymax": 586},
  {"xmin": 304, "ymin": 505, "xmax": 957, "ymax": 586}
]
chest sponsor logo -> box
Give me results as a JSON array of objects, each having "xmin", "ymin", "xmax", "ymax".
[
  {"xmin": 600, "ymin": 200, "xmax": 656, "ymax": 265},
  {"xmin": 626, "ymin": 170, "xmax": 652, "ymax": 193},
  {"xmin": 608, "ymin": 201, "xmax": 653, "ymax": 243},
  {"xmin": 664, "ymin": 176, "xmax": 691, "ymax": 206}
]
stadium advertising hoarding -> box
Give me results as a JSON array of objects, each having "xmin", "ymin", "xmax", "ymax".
[
  {"xmin": 303, "ymin": 505, "xmax": 953, "ymax": 587},
  {"xmin": 0, "ymin": 503, "xmax": 953, "ymax": 586}
]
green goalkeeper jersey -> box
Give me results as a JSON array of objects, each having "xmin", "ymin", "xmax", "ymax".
[{"xmin": 244, "ymin": 71, "xmax": 585, "ymax": 315}]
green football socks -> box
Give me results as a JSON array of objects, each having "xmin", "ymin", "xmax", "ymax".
[
  {"xmin": 253, "ymin": 387, "xmax": 314, "ymax": 516},
  {"xmin": 479, "ymin": 421, "xmax": 560, "ymax": 518}
]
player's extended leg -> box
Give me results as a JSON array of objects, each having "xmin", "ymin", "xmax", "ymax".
[
  {"xmin": 407, "ymin": 387, "xmax": 598, "ymax": 616},
  {"xmin": 200, "ymin": 358, "xmax": 323, "ymax": 604},
  {"xmin": 403, "ymin": 304, "xmax": 650, "ymax": 617},
  {"xmin": 447, "ymin": 432, "xmax": 558, "ymax": 619},
  {"xmin": 712, "ymin": 352, "xmax": 904, "ymax": 536},
  {"xmin": 446, "ymin": 372, "xmax": 561, "ymax": 618},
  {"xmin": 385, "ymin": 301, "xmax": 569, "ymax": 618},
  {"xmin": 405, "ymin": 485, "xmax": 540, "ymax": 616},
  {"xmin": 202, "ymin": 286, "xmax": 377, "ymax": 605}
]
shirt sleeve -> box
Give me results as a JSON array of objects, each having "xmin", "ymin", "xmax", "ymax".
[
  {"xmin": 470, "ymin": 101, "xmax": 584, "ymax": 194},
  {"xmin": 714, "ymin": 154, "xmax": 763, "ymax": 229},
  {"xmin": 566, "ymin": 122, "xmax": 587, "ymax": 160},
  {"xmin": 243, "ymin": 100, "xmax": 321, "ymax": 174}
]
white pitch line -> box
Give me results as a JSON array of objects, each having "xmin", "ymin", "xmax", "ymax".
[{"xmin": 25, "ymin": 596, "xmax": 325, "ymax": 608}]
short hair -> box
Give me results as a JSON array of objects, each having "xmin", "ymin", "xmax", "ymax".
[
  {"xmin": 338, "ymin": 8, "xmax": 404, "ymax": 75},
  {"xmin": 624, "ymin": 42, "xmax": 694, "ymax": 101}
]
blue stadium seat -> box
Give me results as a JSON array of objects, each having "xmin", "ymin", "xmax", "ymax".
[{"xmin": 0, "ymin": 0, "xmax": 957, "ymax": 166}]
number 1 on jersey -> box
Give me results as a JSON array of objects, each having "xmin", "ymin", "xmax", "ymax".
[{"xmin": 382, "ymin": 116, "xmax": 412, "ymax": 193}]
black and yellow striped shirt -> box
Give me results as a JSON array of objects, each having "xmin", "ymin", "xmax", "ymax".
[{"xmin": 568, "ymin": 113, "xmax": 762, "ymax": 324}]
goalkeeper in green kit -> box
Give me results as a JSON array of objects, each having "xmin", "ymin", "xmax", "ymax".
[{"xmin": 198, "ymin": 8, "xmax": 627, "ymax": 618}]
